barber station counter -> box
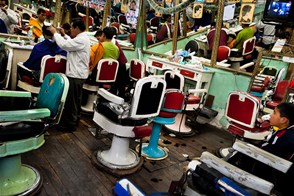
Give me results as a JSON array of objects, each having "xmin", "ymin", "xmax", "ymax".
[
  {"xmin": 4, "ymin": 42, "xmax": 33, "ymax": 90},
  {"xmin": 146, "ymin": 56, "xmax": 214, "ymax": 93}
]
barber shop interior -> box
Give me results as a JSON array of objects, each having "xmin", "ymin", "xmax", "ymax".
[{"xmin": 1, "ymin": 0, "xmax": 294, "ymax": 195}]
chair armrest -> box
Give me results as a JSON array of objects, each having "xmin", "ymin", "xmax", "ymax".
[
  {"xmin": 240, "ymin": 62, "xmax": 254, "ymax": 70},
  {"xmin": 0, "ymin": 108, "xmax": 50, "ymax": 122},
  {"xmin": 233, "ymin": 140, "xmax": 292, "ymax": 173},
  {"xmin": 98, "ymin": 88, "xmax": 124, "ymax": 105},
  {"xmin": 231, "ymin": 48, "xmax": 239, "ymax": 52},
  {"xmin": 17, "ymin": 62, "xmax": 33, "ymax": 73},
  {"xmin": 0, "ymin": 90, "xmax": 31, "ymax": 98},
  {"xmin": 188, "ymin": 89, "xmax": 207, "ymax": 94},
  {"xmin": 200, "ymin": 151, "xmax": 274, "ymax": 195}
]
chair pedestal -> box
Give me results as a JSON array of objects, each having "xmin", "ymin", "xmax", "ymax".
[
  {"xmin": 0, "ymin": 135, "xmax": 44, "ymax": 195},
  {"xmin": 164, "ymin": 113, "xmax": 193, "ymax": 135},
  {"xmin": 0, "ymin": 156, "xmax": 42, "ymax": 196},
  {"xmin": 81, "ymin": 84, "xmax": 99, "ymax": 113},
  {"xmin": 97, "ymin": 136, "xmax": 140, "ymax": 169},
  {"xmin": 81, "ymin": 92, "xmax": 97, "ymax": 112},
  {"xmin": 140, "ymin": 116, "xmax": 175, "ymax": 160}
]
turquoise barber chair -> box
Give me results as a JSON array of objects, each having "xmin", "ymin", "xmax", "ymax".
[
  {"xmin": 0, "ymin": 73, "xmax": 69, "ymax": 195},
  {"xmin": 140, "ymin": 89, "xmax": 185, "ymax": 160}
]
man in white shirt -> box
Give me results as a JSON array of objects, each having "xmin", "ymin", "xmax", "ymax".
[
  {"xmin": 48, "ymin": 18, "xmax": 90, "ymax": 132},
  {"xmin": 0, "ymin": 0, "xmax": 18, "ymax": 34},
  {"xmin": 255, "ymin": 20, "xmax": 276, "ymax": 50}
]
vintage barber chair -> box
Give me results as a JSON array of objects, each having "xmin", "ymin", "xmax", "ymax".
[
  {"xmin": 81, "ymin": 59, "xmax": 119, "ymax": 112},
  {"xmin": 163, "ymin": 71, "xmax": 209, "ymax": 136},
  {"xmin": 0, "ymin": 73, "xmax": 69, "ymax": 195},
  {"xmin": 218, "ymin": 91, "xmax": 271, "ymax": 158},
  {"xmin": 127, "ymin": 59, "xmax": 146, "ymax": 93},
  {"xmin": 17, "ymin": 55, "xmax": 67, "ymax": 94},
  {"xmin": 140, "ymin": 88, "xmax": 185, "ymax": 160},
  {"xmin": 264, "ymin": 80, "xmax": 290, "ymax": 110},
  {"xmin": 185, "ymin": 139, "xmax": 293, "ymax": 195},
  {"xmin": 217, "ymin": 46, "xmax": 231, "ymax": 63},
  {"xmin": 118, "ymin": 14, "xmax": 131, "ymax": 34},
  {"xmin": 92, "ymin": 76, "xmax": 166, "ymax": 174},
  {"xmin": 229, "ymin": 36, "xmax": 256, "ymax": 71}
]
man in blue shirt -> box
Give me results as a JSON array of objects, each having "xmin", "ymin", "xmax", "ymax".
[{"xmin": 23, "ymin": 24, "xmax": 67, "ymax": 71}]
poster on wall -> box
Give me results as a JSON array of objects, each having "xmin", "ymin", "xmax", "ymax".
[
  {"xmin": 239, "ymin": 3, "xmax": 256, "ymax": 24},
  {"xmin": 193, "ymin": 3, "xmax": 203, "ymax": 18}
]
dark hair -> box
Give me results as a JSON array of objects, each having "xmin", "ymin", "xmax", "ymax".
[
  {"xmin": 162, "ymin": 14, "xmax": 171, "ymax": 21},
  {"xmin": 211, "ymin": 22, "xmax": 216, "ymax": 27},
  {"xmin": 42, "ymin": 25, "xmax": 53, "ymax": 36},
  {"xmin": 277, "ymin": 102, "xmax": 294, "ymax": 126},
  {"xmin": 94, "ymin": 30, "xmax": 103, "ymax": 37},
  {"xmin": 37, "ymin": 8, "xmax": 46, "ymax": 15},
  {"xmin": 72, "ymin": 18, "xmax": 86, "ymax": 32},
  {"xmin": 103, "ymin": 27, "xmax": 115, "ymax": 39},
  {"xmin": 194, "ymin": 5, "xmax": 202, "ymax": 12},
  {"xmin": 62, "ymin": 23, "xmax": 71, "ymax": 31},
  {"xmin": 4, "ymin": 0, "xmax": 8, "ymax": 6}
]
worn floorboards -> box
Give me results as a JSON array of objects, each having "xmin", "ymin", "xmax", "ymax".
[{"xmin": 22, "ymin": 115, "xmax": 233, "ymax": 196}]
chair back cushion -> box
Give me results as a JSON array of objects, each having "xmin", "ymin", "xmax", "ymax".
[
  {"xmin": 96, "ymin": 59, "xmax": 119, "ymax": 83},
  {"xmin": 36, "ymin": 73, "xmax": 67, "ymax": 117},
  {"xmin": 164, "ymin": 71, "xmax": 184, "ymax": 91},
  {"xmin": 242, "ymin": 37, "xmax": 256, "ymax": 56},
  {"xmin": 225, "ymin": 91, "xmax": 259, "ymax": 128},
  {"xmin": 159, "ymin": 90, "xmax": 185, "ymax": 118},
  {"xmin": 217, "ymin": 46, "xmax": 230, "ymax": 62},
  {"xmin": 129, "ymin": 76, "xmax": 166, "ymax": 118},
  {"xmin": 273, "ymin": 80, "xmax": 289, "ymax": 100},
  {"xmin": 39, "ymin": 55, "xmax": 67, "ymax": 82},
  {"xmin": 129, "ymin": 59, "xmax": 145, "ymax": 81}
]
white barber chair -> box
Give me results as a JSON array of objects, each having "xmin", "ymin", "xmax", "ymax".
[{"xmin": 92, "ymin": 76, "xmax": 166, "ymax": 174}]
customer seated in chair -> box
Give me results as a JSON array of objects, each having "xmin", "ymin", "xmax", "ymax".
[
  {"xmin": 230, "ymin": 23, "xmax": 254, "ymax": 51},
  {"xmin": 228, "ymin": 102, "xmax": 294, "ymax": 195},
  {"xmin": 21, "ymin": 24, "xmax": 67, "ymax": 79}
]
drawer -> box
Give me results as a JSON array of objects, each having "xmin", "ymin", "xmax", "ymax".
[
  {"xmin": 151, "ymin": 61, "xmax": 163, "ymax": 68},
  {"xmin": 179, "ymin": 69, "xmax": 196, "ymax": 79}
]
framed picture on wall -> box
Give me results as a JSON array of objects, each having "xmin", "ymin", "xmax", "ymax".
[
  {"xmin": 239, "ymin": 3, "xmax": 256, "ymax": 24},
  {"xmin": 193, "ymin": 3, "xmax": 204, "ymax": 18},
  {"xmin": 205, "ymin": 0, "xmax": 217, "ymax": 3}
]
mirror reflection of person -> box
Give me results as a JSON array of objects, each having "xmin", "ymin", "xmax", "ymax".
[
  {"xmin": 0, "ymin": 0, "xmax": 18, "ymax": 34},
  {"xmin": 129, "ymin": 0, "xmax": 136, "ymax": 11},
  {"xmin": 156, "ymin": 14, "xmax": 172, "ymax": 42},
  {"xmin": 240, "ymin": 5, "xmax": 252, "ymax": 23}
]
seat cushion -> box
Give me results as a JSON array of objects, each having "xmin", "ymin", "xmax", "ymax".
[
  {"xmin": 266, "ymin": 101, "xmax": 279, "ymax": 110},
  {"xmin": 228, "ymin": 121, "xmax": 271, "ymax": 137},
  {"xmin": 251, "ymin": 85, "xmax": 264, "ymax": 92},
  {"xmin": 0, "ymin": 122, "xmax": 45, "ymax": 142},
  {"xmin": 96, "ymin": 102, "xmax": 148, "ymax": 126},
  {"xmin": 186, "ymin": 94, "xmax": 201, "ymax": 104}
]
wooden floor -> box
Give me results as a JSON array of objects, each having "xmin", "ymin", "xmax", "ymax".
[{"xmin": 22, "ymin": 115, "xmax": 233, "ymax": 196}]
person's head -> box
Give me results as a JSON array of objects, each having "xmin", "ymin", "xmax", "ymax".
[
  {"xmin": 102, "ymin": 27, "xmax": 115, "ymax": 40},
  {"xmin": 211, "ymin": 22, "xmax": 216, "ymax": 28},
  {"xmin": 94, "ymin": 30, "xmax": 103, "ymax": 42},
  {"xmin": 37, "ymin": 8, "xmax": 46, "ymax": 23},
  {"xmin": 194, "ymin": 5, "xmax": 202, "ymax": 13},
  {"xmin": 42, "ymin": 24, "xmax": 53, "ymax": 38},
  {"xmin": 270, "ymin": 102, "xmax": 294, "ymax": 129},
  {"xmin": 163, "ymin": 14, "xmax": 171, "ymax": 23},
  {"xmin": 0, "ymin": 0, "xmax": 8, "ymax": 7},
  {"xmin": 241, "ymin": 23, "xmax": 250, "ymax": 28},
  {"xmin": 130, "ymin": 0, "xmax": 136, "ymax": 10},
  {"xmin": 62, "ymin": 23, "xmax": 71, "ymax": 36},
  {"xmin": 70, "ymin": 18, "xmax": 86, "ymax": 38}
]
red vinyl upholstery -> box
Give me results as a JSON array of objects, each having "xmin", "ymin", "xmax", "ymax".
[
  {"xmin": 159, "ymin": 90, "xmax": 185, "ymax": 118},
  {"xmin": 217, "ymin": 46, "xmax": 231, "ymax": 62},
  {"xmin": 266, "ymin": 80, "xmax": 290, "ymax": 109}
]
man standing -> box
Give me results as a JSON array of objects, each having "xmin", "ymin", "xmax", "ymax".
[
  {"xmin": 49, "ymin": 18, "xmax": 90, "ymax": 132},
  {"xmin": 0, "ymin": 0, "xmax": 18, "ymax": 34},
  {"xmin": 28, "ymin": 8, "xmax": 46, "ymax": 40}
]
